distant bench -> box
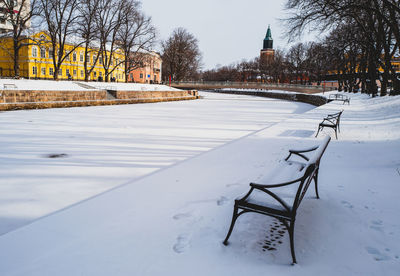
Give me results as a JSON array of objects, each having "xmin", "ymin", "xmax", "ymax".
[
  {"xmin": 328, "ymin": 93, "xmax": 350, "ymax": 105},
  {"xmin": 3, "ymin": 83, "xmax": 18, "ymax": 89},
  {"xmin": 223, "ymin": 136, "xmax": 331, "ymax": 264},
  {"xmin": 315, "ymin": 110, "xmax": 343, "ymax": 139}
]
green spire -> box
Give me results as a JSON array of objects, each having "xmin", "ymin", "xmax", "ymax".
[
  {"xmin": 263, "ymin": 25, "xmax": 273, "ymax": 50},
  {"xmin": 265, "ymin": 25, "xmax": 272, "ymax": 41}
]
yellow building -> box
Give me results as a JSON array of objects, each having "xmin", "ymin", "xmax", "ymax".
[{"xmin": 0, "ymin": 31, "xmax": 126, "ymax": 82}]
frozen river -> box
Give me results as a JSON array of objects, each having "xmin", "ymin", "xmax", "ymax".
[{"xmin": 0, "ymin": 92, "xmax": 314, "ymax": 235}]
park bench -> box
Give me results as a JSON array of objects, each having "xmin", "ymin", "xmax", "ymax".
[
  {"xmin": 223, "ymin": 135, "xmax": 331, "ymax": 264},
  {"xmin": 315, "ymin": 110, "xmax": 343, "ymax": 139},
  {"xmin": 3, "ymin": 83, "xmax": 17, "ymax": 89},
  {"xmin": 328, "ymin": 93, "xmax": 350, "ymax": 105}
]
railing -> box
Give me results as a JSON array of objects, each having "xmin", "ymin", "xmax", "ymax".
[{"xmin": 170, "ymin": 81, "xmax": 335, "ymax": 91}]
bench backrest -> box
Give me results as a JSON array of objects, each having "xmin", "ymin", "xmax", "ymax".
[
  {"xmin": 326, "ymin": 110, "xmax": 343, "ymax": 125},
  {"xmin": 329, "ymin": 94, "xmax": 348, "ymax": 100},
  {"xmin": 293, "ymin": 136, "xmax": 331, "ymax": 213}
]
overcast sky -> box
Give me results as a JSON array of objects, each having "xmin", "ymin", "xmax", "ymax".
[{"xmin": 141, "ymin": 0, "xmax": 295, "ymax": 70}]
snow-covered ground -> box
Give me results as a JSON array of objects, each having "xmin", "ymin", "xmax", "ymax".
[
  {"xmin": 0, "ymin": 79, "xmax": 179, "ymax": 91},
  {"xmin": 0, "ymin": 90, "xmax": 399, "ymax": 275}
]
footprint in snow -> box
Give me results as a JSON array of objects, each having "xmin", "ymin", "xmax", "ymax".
[
  {"xmin": 366, "ymin": 247, "xmax": 391, "ymax": 261},
  {"xmin": 173, "ymin": 234, "xmax": 190, "ymax": 253},
  {"xmin": 173, "ymin": 213, "xmax": 192, "ymax": 220},
  {"xmin": 226, "ymin": 183, "xmax": 241, "ymax": 188},
  {"xmin": 341, "ymin": 200, "xmax": 354, "ymax": 209},
  {"xmin": 369, "ymin": 220, "xmax": 384, "ymax": 232},
  {"xmin": 217, "ymin": 196, "xmax": 229, "ymax": 206}
]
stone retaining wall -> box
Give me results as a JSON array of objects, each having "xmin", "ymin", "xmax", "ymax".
[
  {"xmin": 0, "ymin": 90, "xmax": 198, "ymax": 111},
  {"xmin": 114, "ymin": 90, "xmax": 198, "ymax": 100},
  {"xmin": 214, "ymin": 90, "xmax": 327, "ymax": 106},
  {"xmin": 0, "ymin": 90, "xmax": 107, "ymax": 103}
]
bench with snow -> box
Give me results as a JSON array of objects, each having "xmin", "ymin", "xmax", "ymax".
[
  {"xmin": 223, "ymin": 136, "xmax": 331, "ymax": 264},
  {"xmin": 328, "ymin": 93, "xmax": 350, "ymax": 105},
  {"xmin": 315, "ymin": 110, "xmax": 343, "ymax": 140}
]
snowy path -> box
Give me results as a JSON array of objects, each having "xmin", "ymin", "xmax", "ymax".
[{"xmin": 0, "ymin": 91, "xmax": 399, "ymax": 275}]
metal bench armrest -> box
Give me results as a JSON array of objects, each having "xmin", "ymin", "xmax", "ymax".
[{"xmin": 285, "ymin": 146, "xmax": 319, "ymax": 161}]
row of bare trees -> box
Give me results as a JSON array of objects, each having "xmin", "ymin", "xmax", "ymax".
[
  {"xmin": 285, "ymin": 0, "xmax": 400, "ymax": 96},
  {"xmin": 0, "ymin": 0, "xmax": 156, "ymax": 82},
  {"xmin": 204, "ymin": 0, "xmax": 399, "ymax": 96},
  {"xmin": 202, "ymin": 43, "xmax": 330, "ymax": 85}
]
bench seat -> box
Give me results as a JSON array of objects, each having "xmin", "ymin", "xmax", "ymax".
[{"xmin": 242, "ymin": 162, "xmax": 305, "ymax": 214}]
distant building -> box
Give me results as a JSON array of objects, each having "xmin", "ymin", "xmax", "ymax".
[
  {"xmin": 0, "ymin": 31, "xmax": 126, "ymax": 81},
  {"xmin": 0, "ymin": 0, "xmax": 31, "ymax": 33},
  {"xmin": 126, "ymin": 52, "xmax": 162, "ymax": 84},
  {"xmin": 260, "ymin": 25, "xmax": 275, "ymax": 63}
]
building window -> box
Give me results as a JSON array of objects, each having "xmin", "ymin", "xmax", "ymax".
[
  {"xmin": 40, "ymin": 47, "xmax": 46, "ymax": 58},
  {"xmin": 93, "ymin": 55, "xmax": 96, "ymax": 64},
  {"xmin": 99, "ymin": 71, "xmax": 102, "ymax": 77},
  {"xmin": 140, "ymin": 73, "xmax": 143, "ymax": 79},
  {"xmin": 66, "ymin": 69, "xmax": 70, "ymax": 76},
  {"xmin": 41, "ymin": 67, "xmax": 46, "ymax": 75},
  {"xmin": 80, "ymin": 52, "xmax": 84, "ymax": 62},
  {"xmin": 73, "ymin": 52, "xmax": 77, "ymax": 62},
  {"xmin": 80, "ymin": 70, "xmax": 84, "ymax": 77},
  {"xmin": 32, "ymin": 46, "xmax": 38, "ymax": 58},
  {"xmin": 49, "ymin": 48, "xmax": 54, "ymax": 59},
  {"xmin": 65, "ymin": 51, "xmax": 70, "ymax": 61},
  {"xmin": 32, "ymin": 66, "xmax": 37, "ymax": 75},
  {"xmin": 49, "ymin": 68, "xmax": 54, "ymax": 76},
  {"xmin": 94, "ymin": 72, "xmax": 97, "ymax": 78},
  {"xmin": 73, "ymin": 69, "xmax": 77, "ymax": 76},
  {"xmin": 59, "ymin": 69, "xmax": 62, "ymax": 76}
]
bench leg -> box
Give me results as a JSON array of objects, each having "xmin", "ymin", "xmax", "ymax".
[
  {"xmin": 334, "ymin": 127, "xmax": 338, "ymax": 139},
  {"xmin": 315, "ymin": 125, "xmax": 322, "ymax": 138},
  {"xmin": 281, "ymin": 219, "xmax": 297, "ymax": 264},
  {"xmin": 289, "ymin": 221, "xmax": 297, "ymax": 264},
  {"xmin": 223, "ymin": 206, "xmax": 240, "ymax": 245},
  {"xmin": 314, "ymin": 169, "xmax": 320, "ymax": 199}
]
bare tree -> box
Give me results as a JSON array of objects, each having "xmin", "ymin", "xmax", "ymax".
[
  {"xmin": 270, "ymin": 49, "xmax": 289, "ymax": 83},
  {"xmin": 95, "ymin": 0, "xmax": 126, "ymax": 82},
  {"xmin": 116, "ymin": 0, "xmax": 156, "ymax": 83},
  {"xmin": 77, "ymin": 0, "xmax": 101, "ymax": 81},
  {"xmin": 161, "ymin": 27, "xmax": 202, "ymax": 82},
  {"xmin": 286, "ymin": 42, "xmax": 308, "ymax": 84},
  {"xmin": 0, "ymin": 0, "xmax": 40, "ymax": 78},
  {"xmin": 39, "ymin": 0, "xmax": 82, "ymax": 80}
]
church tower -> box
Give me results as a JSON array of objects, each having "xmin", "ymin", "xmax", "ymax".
[{"xmin": 260, "ymin": 25, "xmax": 275, "ymax": 62}]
